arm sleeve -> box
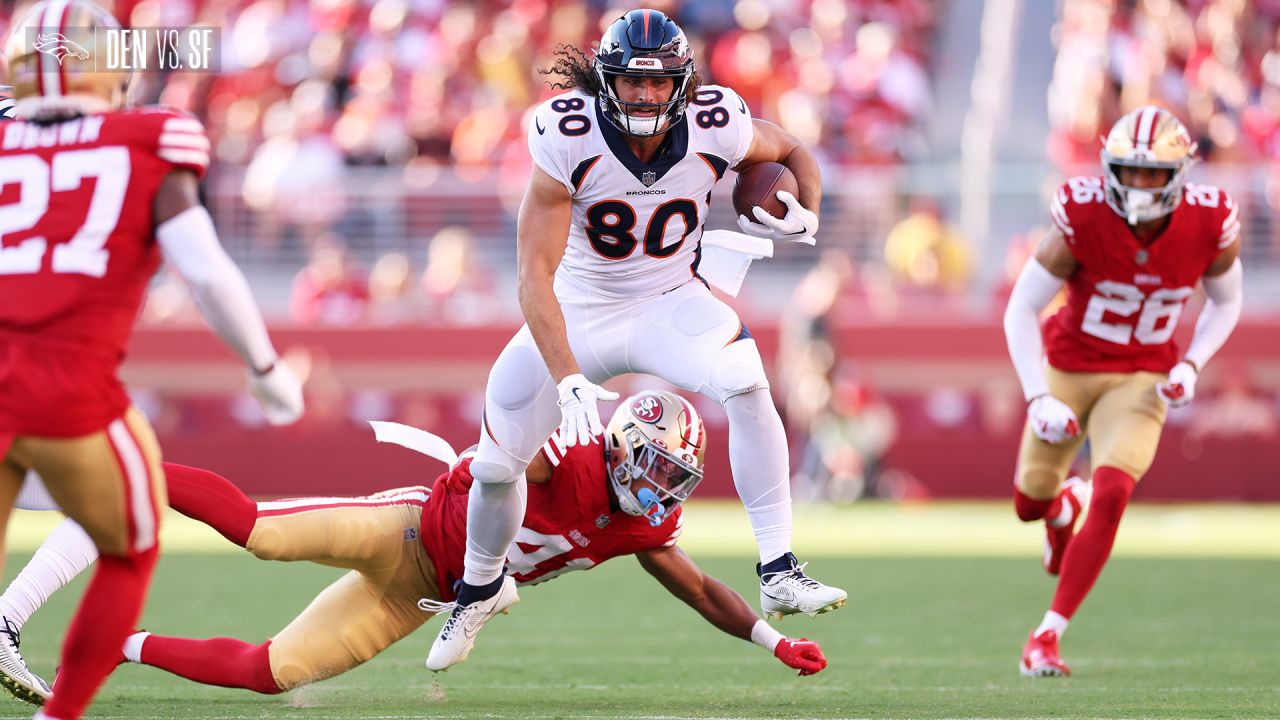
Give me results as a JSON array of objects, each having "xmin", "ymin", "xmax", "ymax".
[
  {"xmin": 1003, "ymin": 259, "xmax": 1066, "ymax": 401},
  {"xmin": 156, "ymin": 206, "xmax": 278, "ymax": 372},
  {"xmin": 1184, "ymin": 258, "xmax": 1243, "ymax": 370}
]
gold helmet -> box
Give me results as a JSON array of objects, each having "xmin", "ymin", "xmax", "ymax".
[
  {"xmin": 4, "ymin": 0, "xmax": 128, "ymax": 119},
  {"xmin": 604, "ymin": 390, "xmax": 707, "ymax": 527},
  {"xmin": 1100, "ymin": 105, "xmax": 1197, "ymax": 224}
]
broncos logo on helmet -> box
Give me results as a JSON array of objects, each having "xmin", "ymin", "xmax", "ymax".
[{"xmin": 593, "ymin": 9, "xmax": 696, "ymax": 138}]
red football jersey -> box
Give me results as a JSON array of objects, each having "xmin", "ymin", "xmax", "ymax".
[
  {"xmin": 420, "ymin": 439, "xmax": 683, "ymax": 603},
  {"xmin": 0, "ymin": 107, "xmax": 209, "ymax": 435},
  {"xmin": 1042, "ymin": 176, "xmax": 1240, "ymax": 373}
]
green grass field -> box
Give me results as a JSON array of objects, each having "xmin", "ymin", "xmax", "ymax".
[{"xmin": 4, "ymin": 502, "xmax": 1279, "ymax": 720}]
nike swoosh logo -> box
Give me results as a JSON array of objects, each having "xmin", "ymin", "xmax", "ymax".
[
  {"xmin": 737, "ymin": 97, "xmax": 747, "ymax": 114},
  {"xmin": 535, "ymin": 118, "xmax": 546, "ymax": 135},
  {"xmin": 571, "ymin": 388, "xmax": 582, "ymax": 402}
]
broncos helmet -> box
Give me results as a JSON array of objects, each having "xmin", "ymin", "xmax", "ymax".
[
  {"xmin": 1100, "ymin": 105, "xmax": 1198, "ymax": 225},
  {"xmin": 4, "ymin": 0, "xmax": 129, "ymax": 119},
  {"xmin": 604, "ymin": 390, "xmax": 706, "ymax": 527},
  {"xmin": 593, "ymin": 9, "xmax": 695, "ymax": 137}
]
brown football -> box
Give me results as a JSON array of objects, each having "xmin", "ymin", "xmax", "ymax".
[{"xmin": 732, "ymin": 162, "xmax": 799, "ymax": 220}]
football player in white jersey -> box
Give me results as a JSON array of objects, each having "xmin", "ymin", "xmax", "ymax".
[{"xmin": 428, "ymin": 9, "xmax": 847, "ymax": 671}]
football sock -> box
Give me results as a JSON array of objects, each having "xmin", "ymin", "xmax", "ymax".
[
  {"xmin": 758, "ymin": 552, "xmax": 797, "ymax": 578},
  {"xmin": 1034, "ymin": 610, "xmax": 1070, "ymax": 638},
  {"xmin": 44, "ymin": 547, "xmax": 158, "ymax": 720},
  {"xmin": 138, "ymin": 635, "xmax": 281, "ymax": 694},
  {"xmin": 0, "ymin": 517, "xmax": 97, "ymax": 628},
  {"xmin": 461, "ymin": 464, "xmax": 527, "ymax": 589},
  {"xmin": 1050, "ymin": 466, "xmax": 1136, "ymax": 619},
  {"xmin": 1014, "ymin": 486, "xmax": 1057, "ymax": 522},
  {"xmin": 456, "ymin": 576, "xmax": 506, "ymax": 606},
  {"xmin": 163, "ymin": 462, "xmax": 257, "ymax": 548},
  {"xmin": 723, "ymin": 389, "xmax": 793, "ymax": 564}
]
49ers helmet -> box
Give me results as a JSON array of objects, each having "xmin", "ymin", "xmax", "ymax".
[
  {"xmin": 1100, "ymin": 105, "xmax": 1198, "ymax": 224},
  {"xmin": 604, "ymin": 390, "xmax": 706, "ymax": 527},
  {"xmin": 5, "ymin": 0, "xmax": 129, "ymax": 119},
  {"xmin": 593, "ymin": 9, "xmax": 695, "ymax": 137}
]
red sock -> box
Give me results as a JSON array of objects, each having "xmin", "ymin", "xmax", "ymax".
[
  {"xmin": 1014, "ymin": 486, "xmax": 1060, "ymax": 522},
  {"xmin": 1050, "ymin": 466, "xmax": 1136, "ymax": 619},
  {"xmin": 139, "ymin": 635, "xmax": 281, "ymax": 694},
  {"xmin": 44, "ymin": 548, "xmax": 158, "ymax": 720},
  {"xmin": 162, "ymin": 462, "xmax": 257, "ymax": 547}
]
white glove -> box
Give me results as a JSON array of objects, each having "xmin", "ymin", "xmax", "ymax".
[
  {"xmin": 1027, "ymin": 395, "xmax": 1080, "ymax": 444},
  {"xmin": 248, "ymin": 361, "xmax": 305, "ymax": 426},
  {"xmin": 1158, "ymin": 361, "xmax": 1197, "ymax": 408},
  {"xmin": 555, "ymin": 373, "xmax": 619, "ymax": 447},
  {"xmin": 736, "ymin": 191, "xmax": 819, "ymax": 245}
]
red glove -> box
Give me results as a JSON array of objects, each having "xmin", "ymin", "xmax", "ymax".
[{"xmin": 774, "ymin": 637, "xmax": 827, "ymax": 676}]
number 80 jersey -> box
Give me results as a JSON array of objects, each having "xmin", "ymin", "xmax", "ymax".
[
  {"xmin": 1043, "ymin": 176, "xmax": 1241, "ymax": 373},
  {"xmin": 528, "ymin": 85, "xmax": 753, "ymax": 300}
]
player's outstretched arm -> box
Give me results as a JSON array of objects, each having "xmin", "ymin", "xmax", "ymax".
[
  {"xmin": 1004, "ymin": 227, "xmax": 1080, "ymax": 444},
  {"xmin": 1159, "ymin": 238, "xmax": 1243, "ymax": 407},
  {"xmin": 734, "ymin": 119, "xmax": 821, "ymax": 244},
  {"xmin": 153, "ymin": 170, "xmax": 303, "ymax": 426},
  {"xmin": 636, "ymin": 546, "xmax": 827, "ymax": 676},
  {"xmin": 516, "ymin": 167, "xmax": 616, "ymax": 445}
]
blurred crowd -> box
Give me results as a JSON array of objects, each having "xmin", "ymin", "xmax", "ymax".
[
  {"xmin": 6, "ymin": 0, "xmax": 938, "ymax": 173},
  {"xmin": 1049, "ymin": 0, "xmax": 1280, "ymax": 169}
]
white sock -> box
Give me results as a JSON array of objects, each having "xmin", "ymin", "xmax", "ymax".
[
  {"xmin": 0, "ymin": 518, "xmax": 98, "ymax": 627},
  {"xmin": 723, "ymin": 389, "xmax": 793, "ymax": 564},
  {"xmin": 122, "ymin": 631, "xmax": 150, "ymax": 663},
  {"xmin": 461, "ymin": 462, "xmax": 527, "ymax": 587},
  {"xmin": 1035, "ymin": 610, "xmax": 1069, "ymax": 638}
]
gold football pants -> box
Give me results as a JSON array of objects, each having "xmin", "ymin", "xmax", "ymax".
[{"xmin": 1016, "ymin": 367, "xmax": 1167, "ymax": 499}]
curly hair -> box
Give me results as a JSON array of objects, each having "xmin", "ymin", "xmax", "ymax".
[{"xmin": 539, "ymin": 44, "xmax": 701, "ymax": 102}]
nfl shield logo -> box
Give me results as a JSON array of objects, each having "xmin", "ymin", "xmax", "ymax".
[
  {"xmin": 595, "ymin": 514, "xmax": 611, "ymax": 529},
  {"xmin": 641, "ymin": 170, "xmax": 657, "ymax": 187},
  {"xmin": 1135, "ymin": 249, "xmax": 1149, "ymax": 265}
]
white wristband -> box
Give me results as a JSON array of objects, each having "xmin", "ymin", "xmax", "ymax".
[{"xmin": 750, "ymin": 619, "xmax": 784, "ymax": 652}]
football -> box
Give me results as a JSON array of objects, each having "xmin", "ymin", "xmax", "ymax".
[{"xmin": 732, "ymin": 161, "xmax": 799, "ymax": 220}]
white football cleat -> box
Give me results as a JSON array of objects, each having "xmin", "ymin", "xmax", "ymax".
[
  {"xmin": 758, "ymin": 553, "xmax": 847, "ymax": 620},
  {"xmin": 424, "ymin": 576, "xmax": 519, "ymax": 672},
  {"xmin": 0, "ymin": 617, "xmax": 51, "ymax": 706}
]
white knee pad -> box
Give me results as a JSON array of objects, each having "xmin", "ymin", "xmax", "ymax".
[
  {"xmin": 468, "ymin": 457, "xmax": 523, "ymax": 486},
  {"xmin": 708, "ymin": 338, "xmax": 770, "ymax": 404}
]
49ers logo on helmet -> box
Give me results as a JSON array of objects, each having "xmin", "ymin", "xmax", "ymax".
[{"xmin": 631, "ymin": 395, "xmax": 663, "ymax": 423}]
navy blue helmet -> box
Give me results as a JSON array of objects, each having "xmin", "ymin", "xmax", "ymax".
[{"xmin": 593, "ymin": 9, "xmax": 695, "ymax": 137}]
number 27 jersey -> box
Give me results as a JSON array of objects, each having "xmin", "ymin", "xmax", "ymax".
[
  {"xmin": 1043, "ymin": 176, "xmax": 1240, "ymax": 373},
  {"xmin": 528, "ymin": 86, "xmax": 753, "ymax": 300}
]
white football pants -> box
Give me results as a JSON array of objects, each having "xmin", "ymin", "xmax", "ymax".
[{"xmin": 463, "ymin": 278, "xmax": 792, "ymax": 585}]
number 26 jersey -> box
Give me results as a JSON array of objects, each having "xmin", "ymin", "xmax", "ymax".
[
  {"xmin": 528, "ymin": 85, "xmax": 753, "ymax": 301},
  {"xmin": 1043, "ymin": 176, "xmax": 1241, "ymax": 373}
]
